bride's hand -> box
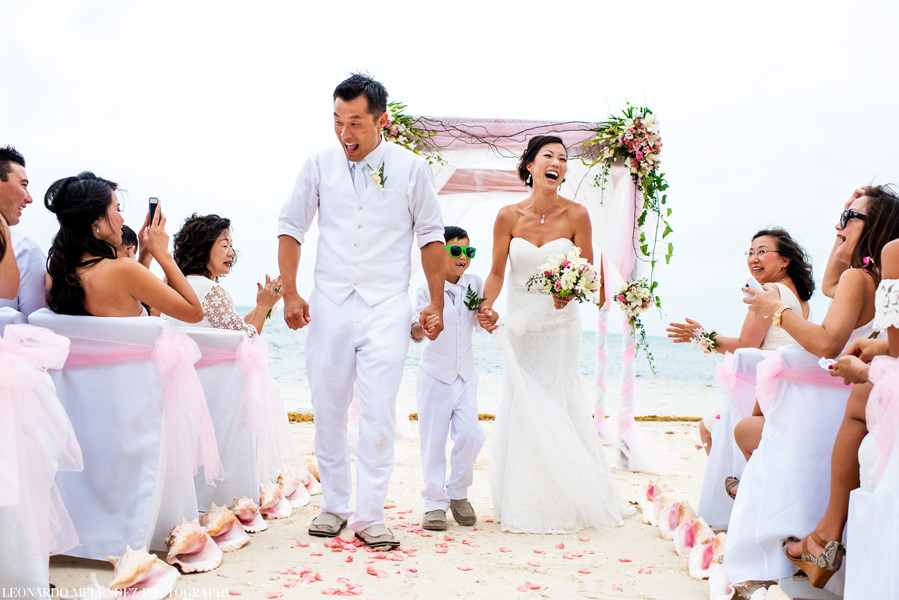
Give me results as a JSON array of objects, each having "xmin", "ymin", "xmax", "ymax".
[
  {"xmin": 552, "ymin": 292, "xmax": 574, "ymax": 310},
  {"xmin": 478, "ymin": 304, "xmax": 499, "ymax": 332},
  {"xmin": 666, "ymin": 317, "xmax": 704, "ymax": 343}
]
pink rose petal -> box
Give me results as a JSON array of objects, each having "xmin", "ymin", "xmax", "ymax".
[
  {"xmin": 499, "ymin": 547, "xmax": 511, "ymax": 553},
  {"xmin": 227, "ymin": 591, "xmax": 241, "ymax": 596},
  {"xmin": 611, "ymin": 584, "xmax": 622, "ymax": 591},
  {"xmin": 265, "ymin": 593, "xmax": 283, "ymax": 599},
  {"xmin": 577, "ymin": 568, "xmax": 591, "ymax": 574},
  {"xmin": 577, "ymin": 536, "xmax": 590, "ymax": 542},
  {"xmin": 525, "ymin": 581, "xmax": 541, "ymax": 590},
  {"xmin": 527, "ymin": 561, "xmax": 540, "ymax": 567},
  {"xmin": 457, "ymin": 565, "xmax": 472, "ymax": 571},
  {"xmin": 555, "ymin": 543, "xmax": 565, "ymax": 549},
  {"xmin": 618, "ymin": 558, "xmax": 632, "ymax": 562}
]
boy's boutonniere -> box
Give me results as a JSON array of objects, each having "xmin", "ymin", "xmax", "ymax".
[
  {"xmin": 371, "ymin": 162, "xmax": 386, "ymax": 190},
  {"xmin": 463, "ymin": 285, "xmax": 486, "ymax": 311}
]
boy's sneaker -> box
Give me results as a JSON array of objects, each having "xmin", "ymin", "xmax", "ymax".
[
  {"xmin": 450, "ymin": 499, "xmax": 477, "ymax": 526},
  {"xmin": 422, "ymin": 509, "xmax": 448, "ymax": 531}
]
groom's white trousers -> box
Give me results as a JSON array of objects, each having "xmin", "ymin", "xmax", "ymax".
[{"xmin": 305, "ymin": 289, "xmax": 410, "ymax": 532}]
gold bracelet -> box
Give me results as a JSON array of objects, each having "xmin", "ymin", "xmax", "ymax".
[{"xmin": 772, "ymin": 305, "xmax": 792, "ymax": 327}]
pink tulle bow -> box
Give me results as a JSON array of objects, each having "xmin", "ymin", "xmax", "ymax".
[
  {"xmin": 867, "ymin": 356, "xmax": 899, "ymax": 485},
  {"xmin": 152, "ymin": 328, "xmax": 224, "ymax": 485},
  {"xmin": 0, "ymin": 324, "xmax": 83, "ymax": 557},
  {"xmin": 756, "ymin": 353, "xmax": 850, "ymax": 415}
]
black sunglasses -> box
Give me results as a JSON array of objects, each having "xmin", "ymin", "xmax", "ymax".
[
  {"xmin": 840, "ymin": 209, "xmax": 867, "ymax": 229},
  {"xmin": 445, "ymin": 245, "xmax": 476, "ymax": 259}
]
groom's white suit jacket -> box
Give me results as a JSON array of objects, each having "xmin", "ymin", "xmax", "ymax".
[{"xmin": 278, "ymin": 141, "xmax": 444, "ymax": 306}]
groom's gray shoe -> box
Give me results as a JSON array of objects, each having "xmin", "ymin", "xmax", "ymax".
[
  {"xmin": 422, "ymin": 509, "xmax": 448, "ymax": 531},
  {"xmin": 450, "ymin": 499, "xmax": 477, "ymax": 526},
  {"xmin": 355, "ymin": 524, "xmax": 400, "ymax": 550},
  {"xmin": 308, "ymin": 512, "xmax": 347, "ymax": 537}
]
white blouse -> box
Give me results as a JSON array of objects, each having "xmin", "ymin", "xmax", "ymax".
[
  {"xmin": 165, "ymin": 275, "xmax": 258, "ymax": 338},
  {"xmin": 873, "ymin": 278, "xmax": 899, "ymax": 333}
]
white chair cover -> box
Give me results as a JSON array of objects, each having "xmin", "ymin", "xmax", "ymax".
[
  {"xmin": 183, "ymin": 327, "xmax": 260, "ymax": 507},
  {"xmin": 28, "ymin": 309, "xmax": 216, "ymax": 559},
  {"xmin": 0, "ymin": 323, "xmax": 80, "ymax": 597},
  {"xmin": 697, "ymin": 348, "xmax": 766, "ymax": 529},
  {"xmin": 724, "ymin": 344, "xmax": 852, "ymax": 585},
  {"xmin": 0, "ymin": 306, "xmax": 26, "ymax": 331}
]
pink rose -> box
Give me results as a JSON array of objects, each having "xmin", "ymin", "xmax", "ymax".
[
  {"xmin": 562, "ymin": 260, "xmax": 571, "ymax": 268},
  {"xmin": 554, "ymin": 281, "xmax": 562, "ymax": 291},
  {"xmin": 635, "ymin": 151, "xmax": 644, "ymax": 160},
  {"xmin": 390, "ymin": 129, "xmax": 399, "ymax": 136},
  {"xmin": 544, "ymin": 270, "xmax": 553, "ymax": 276},
  {"xmin": 617, "ymin": 294, "xmax": 626, "ymax": 302}
]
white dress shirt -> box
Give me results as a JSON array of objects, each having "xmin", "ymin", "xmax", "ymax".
[
  {"xmin": 278, "ymin": 140, "xmax": 444, "ymax": 306},
  {"xmin": 0, "ymin": 231, "xmax": 48, "ymax": 316},
  {"xmin": 414, "ymin": 273, "xmax": 482, "ymax": 385}
]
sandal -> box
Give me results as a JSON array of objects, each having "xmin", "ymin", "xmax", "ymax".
[
  {"xmin": 724, "ymin": 476, "xmax": 740, "ymax": 499},
  {"xmin": 782, "ymin": 532, "xmax": 844, "ymax": 589}
]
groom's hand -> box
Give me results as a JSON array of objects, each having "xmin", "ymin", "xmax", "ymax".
[
  {"xmin": 420, "ymin": 303, "xmax": 443, "ymax": 340},
  {"xmin": 283, "ymin": 290, "xmax": 310, "ymax": 330}
]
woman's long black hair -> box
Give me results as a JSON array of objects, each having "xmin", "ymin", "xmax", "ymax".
[{"xmin": 45, "ymin": 171, "xmax": 119, "ymax": 315}]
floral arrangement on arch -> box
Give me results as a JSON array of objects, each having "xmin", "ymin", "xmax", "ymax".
[
  {"xmin": 613, "ymin": 277, "xmax": 658, "ymax": 372},
  {"xmin": 383, "ymin": 101, "xmax": 444, "ymax": 165},
  {"xmin": 585, "ymin": 104, "xmax": 674, "ymax": 271},
  {"xmin": 526, "ymin": 246, "xmax": 601, "ymax": 305}
]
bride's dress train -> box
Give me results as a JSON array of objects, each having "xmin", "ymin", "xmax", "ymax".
[{"xmin": 489, "ymin": 238, "xmax": 633, "ymax": 534}]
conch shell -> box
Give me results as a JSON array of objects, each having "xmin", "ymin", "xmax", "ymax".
[
  {"xmin": 748, "ymin": 585, "xmax": 792, "ymax": 600},
  {"xmin": 106, "ymin": 545, "xmax": 179, "ymax": 599},
  {"xmin": 657, "ymin": 499, "xmax": 681, "ymax": 540},
  {"xmin": 230, "ymin": 496, "xmax": 267, "ymax": 533},
  {"xmin": 259, "ymin": 482, "xmax": 292, "ymax": 519},
  {"xmin": 674, "ymin": 516, "xmax": 713, "ymax": 557},
  {"xmin": 708, "ymin": 563, "xmax": 735, "ymax": 600},
  {"xmin": 165, "ymin": 519, "xmax": 223, "ymax": 573},
  {"xmin": 200, "ymin": 503, "xmax": 250, "ymax": 552},
  {"xmin": 278, "ymin": 472, "xmax": 311, "ymax": 508}
]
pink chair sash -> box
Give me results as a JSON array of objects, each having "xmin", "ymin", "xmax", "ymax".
[
  {"xmin": 867, "ymin": 356, "xmax": 899, "ymax": 485},
  {"xmin": 714, "ymin": 353, "xmax": 757, "ymax": 397},
  {"xmin": 65, "ymin": 327, "xmax": 224, "ymax": 485},
  {"xmin": 755, "ymin": 353, "xmax": 852, "ymax": 415},
  {"xmin": 195, "ymin": 337, "xmax": 299, "ymax": 480},
  {"xmin": 0, "ymin": 324, "xmax": 83, "ymax": 557}
]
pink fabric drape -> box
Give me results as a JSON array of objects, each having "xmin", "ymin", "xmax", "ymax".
[
  {"xmin": 755, "ymin": 353, "xmax": 852, "ymax": 415},
  {"xmin": 65, "ymin": 328, "xmax": 223, "ymax": 485},
  {"xmin": 0, "ymin": 324, "xmax": 83, "ymax": 557},
  {"xmin": 714, "ymin": 353, "xmax": 758, "ymax": 417},
  {"xmin": 866, "ymin": 356, "xmax": 899, "ymax": 485},
  {"xmin": 196, "ymin": 336, "xmax": 299, "ymax": 481}
]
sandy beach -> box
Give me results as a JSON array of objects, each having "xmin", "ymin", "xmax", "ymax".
[{"xmin": 49, "ymin": 419, "xmax": 711, "ymax": 600}]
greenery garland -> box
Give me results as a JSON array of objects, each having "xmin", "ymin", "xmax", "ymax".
[{"xmin": 383, "ymin": 101, "xmax": 445, "ymax": 165}]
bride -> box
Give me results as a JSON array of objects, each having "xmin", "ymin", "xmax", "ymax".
[{"xmin": 479, "ymin": 135, "xmax": 633, "ymax": 534}]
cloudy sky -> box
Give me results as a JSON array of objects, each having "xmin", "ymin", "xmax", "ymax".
[{"xmin": 3, "ymin": 0, "xmax": 897, "ymax": 336}]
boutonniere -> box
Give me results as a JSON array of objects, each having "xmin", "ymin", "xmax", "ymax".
[
  {"xmin": 463, "ymin": 285, "xmax": 486, "ymax": 311},
  {"xmin": 371, "ymin": 161, "xmax": 387, "ymax": 190}
]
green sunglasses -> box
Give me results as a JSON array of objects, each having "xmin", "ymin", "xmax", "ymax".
[{"xmin": 445, "ymin": 245, "xmax": 476, "ymax": 259}]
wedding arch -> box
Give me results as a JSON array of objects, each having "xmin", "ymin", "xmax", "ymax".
[{"xmin": 394, "ymin": 106, "xmax": 673, "ymax": 474}]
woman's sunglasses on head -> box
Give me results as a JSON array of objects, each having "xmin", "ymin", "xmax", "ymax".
[{"xmin": 445, "ymin": 245, "xmax": 476, "ymax": 259}]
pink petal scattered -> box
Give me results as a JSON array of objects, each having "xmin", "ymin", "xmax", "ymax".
[
  {"xmin": 484, "ymin": 518, "xmax": 495, "ymax": 523},
  {"xmin": 555, "ymin": 543, "xmax": 565, "ymax": 549},
  {"xmin": 516, "ymin": 587, "xmax": 528, "ymax": 593},
  {"xmin": 365, "ymin": 565, "xmax": 389, "ymax": 579},
  {"xmin": 265, "ymin": 593, "xmax": 284, "ymax": 599},
  {"xmin": 638, "ymin": 568, "xmax": 653, "ymax": 574},
  {"xmin": 246, "ymin": 570, "xmax": 254, "ymax": 573},
  {"xmin": 296, "ymin": 541, "xmax": 310, "ymax": 547},
  {"xmin": 532, "ymin": 549, "xmax": 543, "ymax": 554},
  {"xmin": 311, "ymin": 551, "xmax": 323, "ymax": 556},
  {"xmin": 525, "ymin": 581, "xmax": 541, "ymax": 590},
  {"xmin": 457, "ymin": 565, "xmax": 472, "ymax": 571},
  {"xmin": 499, "ymin": 547, "xmax": 511, "ymax": 553},
  {"xmin": 443, "ymin": 535, "xmax": 455, "ymax": 541},
  {"xmin": 577, "ymin": 536, "xmax": 590, "ymax": 542},
  {"xmin": 345, "ymin": 555, "xmax": 353, "ymax": 563},
  {"xmin": 577, "ymin": 569, "xmax": 591, "ymax": 574},
  {"xmin": 527, "ymin": 561, "xmax": 540, "ymax": 567},
  {"xmin": 436, "ymin": 548, "xmax": 448, "ymax": 554},
  {"xmin": 611, "ymin": 584, "xmax": 622, "ymax": 591},
  {"xmin": 535, "ymin": 569, "xmax": 547, "ymax": 575},
  {"xmin": 227, "ymin": 591, "xmax": 241, "ymax": 596},
  {"xmin": 618, "ymin": 558, "xmax": 632, "ymax": 562},
  {"xmin": 321, "ymin": 589, "xmax": 336, "ymax": 596}
]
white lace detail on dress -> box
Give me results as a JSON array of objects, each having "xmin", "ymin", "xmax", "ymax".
[
  {"xmin": 202, "ymin": 284, "xmax": 258, "ymax": 339},
  {"xmin": 874, "ymin": 279, "xmax": 899, "ymax": 333}
]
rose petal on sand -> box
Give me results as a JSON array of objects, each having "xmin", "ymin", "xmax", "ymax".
[
  {"xmin": 499, "ymin": 547, "xmax": 511, "ymax": 553},
  {"xmin": 436, "ymin": 548, "xmax": 448, "ymax": 554},
  {"xmin": 577, "ymin": 569, "xmax": 591, "ymax": 575},
  {"xmin": 265, "ymin": 593, "xmax": 284, "ymax": 599},
  {"xmin": 555, "ymin": 543, "xmax": 565, "ymax": 549},
  {"xmin": 532, "ymin": 549, "xmax": 543, "ymax": 554},
  {"xmin": 577, "ymin": 536, "xmax": 590, "ymax": 542},
  {"xmin": 228, "ymin": 591, "xmax": 241, "ymax": 596},
  {"xmin": 525, "ymin": 581, "xmax": 541, "ymax": 590},
  {"xmin": 638, "ymin": 568, "xmax": 653, "ymax": 574},
  {"xmin": 296, "ymin": 541, "xmax": 310, "ymax": 547},
  {"xmin": 618, "ymin": 558, "xmax": 632, "ymax": 563},
  {"xmin": 527, "ymin": 561, "xmax": 540, "ymax": 567},
  {"xmin": 442, "ymin": 535, "xmax": 455, "ymax": 541},
  {"xmin": 345, "ymin": 556, "xmax": 353, "ymax": 563},
  {"xmin": 457, "ymin": 566, "xmax": 472, "ymax": 571},
  {"xmin": 611, "ymin": 584, "xmax": 622, "ymax": 591}
]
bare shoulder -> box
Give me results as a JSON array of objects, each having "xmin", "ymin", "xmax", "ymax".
[
  {"xmin": 882, "ymin": 239, "xmax": 899, "ymax": 264},
  {"xmin": 561, "ymin": 198, "xmax": 590, "ymax": 219},
  {"xmin": 837, "ymin": 267, "xmax": 876, "ymax": 295},
  {"xmin": 495, "ymin": 203, "xmax": 523, "ymax": 226}
]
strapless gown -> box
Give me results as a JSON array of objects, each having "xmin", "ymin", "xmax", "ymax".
[{"xmin": 489, "ymin": 237, "xmax": 633, "ymax": 533}]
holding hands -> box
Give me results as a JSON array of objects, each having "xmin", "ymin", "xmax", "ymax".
[
  {"xmin": 478, "ymin": 304, "xmax": 499, "ymax": 333},
  {"xmin": 419, "ymin": 303, "xmax": 444, "ymax": 340}
]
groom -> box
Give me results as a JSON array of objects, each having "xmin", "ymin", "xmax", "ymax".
[{"xmin": 278, "ymin": 73, "xmax": 446, "ymax": 549}]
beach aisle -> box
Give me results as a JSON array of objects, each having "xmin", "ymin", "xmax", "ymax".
[{"xmin": 50, "ymin": 421, "xmax": 709, "ymax": 600}]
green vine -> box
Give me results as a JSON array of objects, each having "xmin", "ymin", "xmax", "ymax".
[{"xmin": 383, "ymin": 101, "xmax": 445, "ymax": 165}]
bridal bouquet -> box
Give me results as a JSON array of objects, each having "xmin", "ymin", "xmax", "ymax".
[
  {"xmin": 525, "ymin": 246, "xmax": 601, "ymax": 305},
  {"xmin": 614, "ymin": 277, "xmax": 658, "ymax": 372}
]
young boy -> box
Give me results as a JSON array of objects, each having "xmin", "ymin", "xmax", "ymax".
[{"xmin": 411, "ymin": 226, "xmax": 497, "ymax": 530}]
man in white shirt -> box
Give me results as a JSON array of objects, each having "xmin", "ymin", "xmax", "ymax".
[
  {"xmin": 0, "ymin": 146, "xmax": 46, "ymax": 315},
  {"xmin": 278, "ymin": 73, "xmax": 445, "ymax": 549}
]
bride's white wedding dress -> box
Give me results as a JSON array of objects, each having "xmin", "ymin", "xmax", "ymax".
[{"xmin": 489, "ymin": 237, "xmax": 633, "ymax": 534}]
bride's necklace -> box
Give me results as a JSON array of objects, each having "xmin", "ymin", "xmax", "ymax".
[{"xmin": 530, "ymin": 195, "xmax": 559, "ymax": 225}]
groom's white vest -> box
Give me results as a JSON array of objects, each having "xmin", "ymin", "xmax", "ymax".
[{"xmin": 284, "ymin": 143, "xmax": 433, "ymax": 306}]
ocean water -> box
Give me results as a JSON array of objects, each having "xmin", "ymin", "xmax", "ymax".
[{"xmin": 251, "ymin": 306, "xmax": 726, "ymax": 419}]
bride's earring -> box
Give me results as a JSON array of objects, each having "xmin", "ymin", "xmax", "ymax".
[{"xmin": 526, "ymin": 172, "xmax": 532, "ymax": 186}]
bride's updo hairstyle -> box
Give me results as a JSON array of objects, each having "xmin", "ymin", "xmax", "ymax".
[
  {"xmin": 45, "ymin": 171, "xmax": 119, "ymax": 315},
  {"xmin": 517, "ymin": 135, "xmax": 567, "ymax": 188},
  {"xmin": 751, "ymin": 228, "xmax": 815, "ymax": 302},
  {"xmin": 173, "ymin": 213, "xmax": 234, "ymax": 280},
  {"xmin": 851, "ymin": 184, "xmax": 899, "ymax": 285}
]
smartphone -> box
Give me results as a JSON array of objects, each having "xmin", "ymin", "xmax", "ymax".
[
  {"xmin": 149, "ymin": 197, "xmax": 159, "ymax": 224},
  {"xmin": 742, "ymin": 276, "xmax": 765, "ymax": 298}
]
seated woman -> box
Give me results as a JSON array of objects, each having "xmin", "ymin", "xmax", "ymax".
[
  {"xmin": 0, "ymin": 212, "xmax": 18, "ymax": 299},
  {"xmin": 667, "ymin": 228, "xmax": 813, "ymax": 457},
  {"xmin": 167, "ymin": 213, "xmax": 281, "ymax": 336},
  {"xmin": 45, "ymin": 172, "xmax": 203, "ymax": 321},
  {"xmin": 783, "ymin": 190, "xmax": 899, "ymax": 589}
]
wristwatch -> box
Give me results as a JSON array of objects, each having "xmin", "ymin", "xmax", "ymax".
[{"xmin": 772, "ymin": 305, "xmax": 792, "ymax": 328}]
